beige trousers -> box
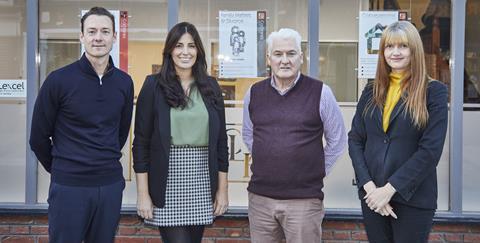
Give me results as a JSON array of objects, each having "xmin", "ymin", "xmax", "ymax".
[{"xmin": 248, "ymin": 192, "xmax": 325, "ymax": 243}]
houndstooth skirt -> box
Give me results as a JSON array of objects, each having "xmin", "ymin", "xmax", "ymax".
[{"xmin": 144, "ymin": 145, "xmax": 213, "ymax": 226}]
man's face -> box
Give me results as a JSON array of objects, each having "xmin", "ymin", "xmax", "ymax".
[
  {"xmin": 267, "ymin": 37, "xmax": 303, "ymax": 83},
  {"xmin": 80, "ymin": 15, "xmax": 116, "ymax": 60}
]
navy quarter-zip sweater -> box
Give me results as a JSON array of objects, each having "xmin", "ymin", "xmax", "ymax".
[{"xmin": 30, "ymin": 53, "xmax": 134, "ymax": 186}]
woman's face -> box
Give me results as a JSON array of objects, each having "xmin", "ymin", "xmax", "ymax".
[
  {"xmin": 172, "ymin": 33, "xmax": 197, "ymax": 72},
  {"xmin": 384, "ymin": 43, "xmax": 411, "ymax": 73}
]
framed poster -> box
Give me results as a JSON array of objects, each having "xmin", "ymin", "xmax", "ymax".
[
  {"xmin": 358, "ymin": 11, "xmax": 398, "ymax": 79},
  {"xmin": 218, "ymin": 11, "xmax": 266, "ymax": 78}
]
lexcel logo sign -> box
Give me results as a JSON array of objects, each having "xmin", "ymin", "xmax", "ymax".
[{"xmin": 0, "ymin": 80, "xmax": 26, "ymax": 98}]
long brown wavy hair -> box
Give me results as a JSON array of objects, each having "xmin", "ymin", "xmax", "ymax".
[
  {"xmin": 368, "ymin": 21, "xmax": 430, "ymax": 129},
  {"xmin": 156, "ymin": 22, "xmax": 216, "ymax": 109}
]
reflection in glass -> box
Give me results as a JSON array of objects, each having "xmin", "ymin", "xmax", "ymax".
[
  {"xmin": 38, "ymin": 0, "xmax": 168, "ymax": 205},
  {"xmin": 368, "ymin": 0, "xmax": 450, "ymax": 211},
  {"xmin": 39, "ymin": 40, "xmax": 80, "ymax": 83},
  {"xmin": 301, "ymin": 42, "xmax": 358, "ymax": 102},
  {"xmin": 0, "ymin": 0, "xmax": 26, "ymax": 202},
  {"xmin": 180, "ymin": 0, "xmax": 308, "ymax": 102},
  {"xmin": 465, "ymin": 0, "xmax": 480, "ymax": 104},
  {"xmin": 369, "ymin": 0, "xmax": 452, "ymax": 88},
  {"xmin": 180, "ymin": 0, "xmax": 309, "ymax": 208},
  {"xmin": 463, "ymin": 0, "xmax": 480, "ymax": 212}
]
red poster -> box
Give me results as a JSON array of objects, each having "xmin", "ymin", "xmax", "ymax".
[{"xmin": 119, "ymin": 11, "xmax": 128, "ymax": 72}]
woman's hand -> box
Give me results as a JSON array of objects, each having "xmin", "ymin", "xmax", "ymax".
[
  {"xmin": 213, "ymin": 172, "xmax": 229, "ymax": 216},
  {"xmin": 137, "ymin": 192, "xmax": 154, "ymax": 219},
  {"xmin": 364, "ymin": 183, "xmax": 396, "ymax": 212},
  {"xmin": 213, "ymin": 187, "xmax": 228, "ymax": 216},
  {"xmin": 136, "ymin": 172, "xmax": 153, "ymax": 219},
  {"xmin": 376, "ymin": 203, "xmax": 398, "ymax": 219},
  {"xmin": 363, "ymin": 180, "xmax": 377, "ymax": 194},
  {"xmin": 363, "ymin": 181, "xmax": 397, "ymax": 218}
]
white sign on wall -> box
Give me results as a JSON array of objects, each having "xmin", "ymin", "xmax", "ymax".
[
  {"xmin": 358, "ymin": 11, "xmax": 398, "ymax": 79},
  {"xmin": 218, "ymin": 11, "xmax": 259, "ymax": 78},
  {"xmin": 0, "ymin": 79, "xmax": 26, "ymax": 98}
]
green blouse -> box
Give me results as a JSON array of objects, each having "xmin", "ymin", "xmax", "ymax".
[{"xmin": 170, "ymin": 85, "xmax": 209, "ymax": 146}]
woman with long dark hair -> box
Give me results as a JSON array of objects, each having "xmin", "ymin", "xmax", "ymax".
[
  {"xmin": 133, "ymin": 22, "xmax": 229, "ymax": 243},
  {"xmin": 349, "ymin": 21, "xmax": 448, "ymax": 242}
]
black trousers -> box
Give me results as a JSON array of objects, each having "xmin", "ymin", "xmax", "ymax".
[
  {"xmin": 159, "ymin": 225, "xmax": 206, "ymax": 243},
  {"xmin": 47, "ymin": 180, "xmax": 125, "ymax": 243},
  {"xmin": 361, "ymin": 200, "xmax": 435, "ymax": 243}
]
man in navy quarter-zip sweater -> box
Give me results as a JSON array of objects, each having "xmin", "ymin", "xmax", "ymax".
[{"xmin": 29, "ymin": 7, "xmax": 133, "ymax": 243}]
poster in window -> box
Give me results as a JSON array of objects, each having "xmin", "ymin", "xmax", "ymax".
[
  {"xmin": 218, "ymin": 11, "xmax": 266, "ymax": 78},
  {"xmin": 358, "ymin": 11, "xmax": 398, "ymax": 79}
]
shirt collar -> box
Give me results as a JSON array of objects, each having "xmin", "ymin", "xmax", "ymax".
[
  {"xmin": 79, "ymin": 53, "xmax": 115, "ymax": 78},
  {"xmin": 270, "ymin": 72, "xmax": 302, "ymax": 95}
]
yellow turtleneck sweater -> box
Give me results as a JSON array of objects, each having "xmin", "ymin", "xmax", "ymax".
[{"xmin": 383, "ymin": 72, "xmax": 404, "ymax": 132}]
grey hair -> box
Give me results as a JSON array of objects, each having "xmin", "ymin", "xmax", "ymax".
[{"xmin": 266, "ymin": 28, "xmax": 302, "ymax": 55}]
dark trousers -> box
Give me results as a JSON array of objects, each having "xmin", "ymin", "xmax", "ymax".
[
  {"xmin": 361, "ymin": 200, "xmax": 435, "ymax": 243},
  {"xmin": 47, "ymin": 180, "xmax": 125, "ymax": 243},
  {"xmin": 159, "ymin": 225, "xmax": 206, "ymax": 243}
]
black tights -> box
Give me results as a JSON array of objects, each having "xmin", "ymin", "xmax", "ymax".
[{"xmin": 159, "ymin": 225, "xmax": 205, "ymax": 243}]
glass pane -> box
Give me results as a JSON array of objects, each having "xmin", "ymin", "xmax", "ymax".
[
  {"xmin": 319, "ymin": 42, "xmax": 358, "ymax": 102},
  {"xmin": 366, "ymin": 0, "xmax": 450, "ymax": 211},
  {"xmin": 0, "ymin": 0, "xmax": 26, "ymax": 203},
  {"xmin": 465, "ymin": 1, "xmax": 480, "ymax": 104},
  {"xmin": 463, "ymin": 0, "xmax": 480, "ymax": 211},
  {"xmin": 317, "ymin": 0, "xmax": 359, "ymax": 102},
  {"xmin": 312, "ymin": 0, "xmax": 361, "ymax": 209},
  {"xmin": 369, "ymin": 0, "xmax": 451, "ymax": 87},
  {"xmin": 38, "ymin": 0, "xmax": 168, "ymax": 204},
  {"xmin": 301, "ymin": 42, "xmax": 358, "ymax": 102},
  {"xmin": 180, "ymin": 0, "xmax": 309, "ymax": 207}
]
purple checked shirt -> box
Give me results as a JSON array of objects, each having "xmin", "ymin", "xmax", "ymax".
[{"xmin": 242, "ymin": 74, "xmax": 347, "ymax": 175}]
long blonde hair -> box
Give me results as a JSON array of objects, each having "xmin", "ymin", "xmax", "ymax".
[{"xmin": 369, "ymin": 21, "xmax": 430, "ymax": 129}]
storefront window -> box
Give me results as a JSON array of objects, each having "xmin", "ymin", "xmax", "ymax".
[
  {"xmin": 14, "ymin": 0, "xmax": 468, "ymax": 214},
  {"xmin": 463, "ymin": 0, "xmax": 480, "ymax": 211},
  {"xmin": 179, "ymin": 0, "xmax": 308, "ymax": 207},
  {"xmin": 0, "ymin": 0, "xmax": 26, "ymax": 203},
  {"xmin": 369, "ymin": 0, "xmax": 452, "ymax": 86},
  {"xmin": 364, "ymin": 0, "xmax": 451, "ymax": 211},
  {"xmin": 464, "ymin": 0, "xmax": 480, "ymax": 104},
  {"xmin": 295, "ymin": 0, "xmax": 361, "ymax": 209},
  {"xmin": 319, "ymin": 42, "xmax": 358, "ymax": 102},
  {"xmin": 316, "ymin": 0, "xmax": 359, "ymax": 102},
  {"xmin": 37, "ymin": 0, "xmax": 168, "ymax": 204}
]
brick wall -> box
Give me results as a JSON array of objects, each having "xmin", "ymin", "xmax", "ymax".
[{"xmin": 0, "ymin": 214, "xmax": 479, "ymax": 242}]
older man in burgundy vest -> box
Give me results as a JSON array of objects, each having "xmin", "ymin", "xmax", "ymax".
[{"xmin": 242, "ymin": 28, "xmax": 347, "ymax": 243}]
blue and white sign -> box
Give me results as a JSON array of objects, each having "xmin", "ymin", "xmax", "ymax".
[
  {"xmin": 358, "ymin": 11, "xmax": 398, "ymax": 79},
  {"xmin": 0, "ymin": 79, "xmax": 26, "ymax": 98},
  {"xmin": 219, "ymin": 11, "xmax": 259, "ymax": 78}
]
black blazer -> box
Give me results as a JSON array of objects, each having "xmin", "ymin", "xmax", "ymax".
[
  {"xmin": 132, "ymin": 75, "xmax": 229, "ymax": 208},
  {"xmin": 348, "ymin": 80, "xmax": 448, "ymax": 209}
]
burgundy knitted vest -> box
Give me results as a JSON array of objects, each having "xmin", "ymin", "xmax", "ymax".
[{"xmin": 247, "ymin": 74, "xmax": 326, "ymax": 200}]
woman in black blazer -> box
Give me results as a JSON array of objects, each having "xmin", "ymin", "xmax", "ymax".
[
  {"xmin": 349, "ymin": 21, "xmax": 448, "ymax": 243},
  {"xmin": 132, "ymin": 22, "xmax": 228, "ymax": 243}
]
